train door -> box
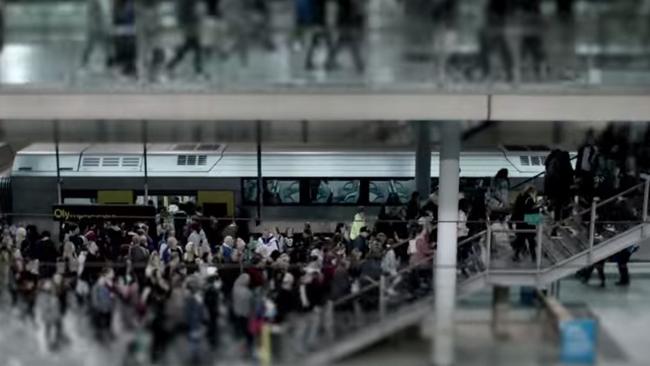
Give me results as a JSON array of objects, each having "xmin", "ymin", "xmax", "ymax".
[{"xmin": 198, "ymin": 191, "xmax": 234, "ymax": 219}]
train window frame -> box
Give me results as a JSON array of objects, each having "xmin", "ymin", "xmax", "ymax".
[
  {"xmin": 308, "ymin": 178, "xmax": 364, "ymax": 206},
  {"xmin": 241, "ymin": 178, "xmax": 302, "ymax": 206},
  {"xmin": 367, "ymin": 178, "xmax": 416, "ymax": 206}
]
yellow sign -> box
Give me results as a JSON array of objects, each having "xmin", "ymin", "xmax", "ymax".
[{"xmin": 97, "ymin": 190, "xmax": 134, "ymax": 204}]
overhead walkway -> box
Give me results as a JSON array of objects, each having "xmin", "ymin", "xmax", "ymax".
[{"xmin": 289, "ymin": 181, "xmax": 650, "ymax": 365}]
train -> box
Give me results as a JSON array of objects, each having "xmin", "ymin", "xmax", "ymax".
[{"xmin": 2, "ymin": 143, "xmax": 552, "ymax": 232}]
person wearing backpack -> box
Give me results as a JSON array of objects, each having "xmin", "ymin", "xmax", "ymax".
[
  {"xmin": 545, "ymin": 148, "xmax": 574, "ymax": 238},
  {"xmin": 129, "ymin": 235, "xmax": 149, "ymax": 284},
  {"xmin": 91, "ymin": 267, "xmax": 115, "ymax": 341},
  {"xmin": 613, "ymin": 245, "xmax": 638, "ymax": 286},
  {"xmin": 511, "ymin": 186, "xmax": 538, "ymax": 262},
  {"xmin": 575, "ymin": 130, "xmax": 598, "ymax": 203}
]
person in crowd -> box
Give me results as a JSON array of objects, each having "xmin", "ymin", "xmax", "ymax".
[
  {"xmin": 457, "ymin": 198, "xmax": 470, "ymax": 240},
  {"xmin": 304, "ymin": 0, "xmax": 333, "ymax": 70},
  {"xmin": 544, "ymin": 148, "xmax": 574, "ymax": 237},
  {"xmin": 482, "ymin": 212, "xmax": 514, "ymax": 265},
  {"xmin": 575, "ymin": 130, "xmax": 598, "ymax": 204},
  {"xmin": 0, "ymin": 241, "xmax": 10, "ymax": 298},
  {"xmin": 167, "ymin": 0, "xmax": 204, "ymax": 77},
  {"xmin": 162, "ymin": 236, "xmax": 183, "ymax": 264},
  {"xmin": 467, "ymin": 180, "xmax": 488, "ymax": 236},
  {"xmin": 326, "ymin": 0, "xmax": 365, "ymax": 73},
  {"xmin": 187, "ymin": 222, "xmax": 205, "ymax": 253},
  {"xmin": 479, "ymin": 0, "xmax": 513, "ymax": 81},
  {"xmin": 219, "ymin": 235, "xmax": 235, "ymax": 262},
  {"xmin": 112, "ymin": 0, "xmax": 137, "ymax": 76},
  {"xmin": 203, "ymin": 271, "xmax": 221, "ymax": 349},
  {"xmin": 511, "ymin": 186, "xmax": 538, "ymax": 262},
  {"xmin": 518, "ymin": 0, "xmax": 546, "ymax": 79},
  {"xmin": 35, "ymin": 231, "xmax": 59, "ymax": 278},
  {"xmin": 594, "ymin": 146, "xmax": 620, "ymax": 200},
  {"xmin": 135, "ymin": 0, "xmax": 162, "ymax": 81},
  {"xmin": 129, "ymin": 235, "xmax": 149, "ymax": 284},
  {"xmin": 579, "ymin": 259, "xmax": 606, "ymax": 288},
  {"xmin": 257, "ymin": 229, "xmax": 279, "ymax": 259},
  {"xmin": 39, "ymin": 279, "xmax": 65, "ymax": 350},
  {"xmin": 221, "ymin": 0, "xmax": 253, "ymax": 65},
  {"xmin": 349, "ymin": 206, "xmax": 367, "ymax": 241},
  {"xmin": 406, "ymin": 192, "xmax": 421, "ymax": 221},
  {"xmin": 350, "ymin": 226, "xmax": 369, "ymax": 256},
  {"xmin": 613, "ymin": 245, "xmax": 637, "ymax": 287},
  {"xmin": 21, "ymin": 225, "xmax": 40, "ymax": 259},
  {"xmin": 275, "ymin": 271, "xmax": 298, "ymax": 325},
  {"xmin": 91, "ymin": 267, "xmax": 115, "ymax": 342},
  {"xmin": 409, "ymin": 223, "xmax": 433, "ymax": 291},
  {"xmin": 81, "ymin": 0, "xmax": 112, "ymax": 69},
  {"xmin": 487, "ymin": 168, "xmax": 510, "ymax": 213},
  {"xmin": 375, "ymin": 205, "xmax": 393, "ymax": 238},
  {"xmin": 184, "ymin": 275, "xmax": 205, "ymax": 363},
  {"xmin": 232, "ymin": 273, "xmax": 254, "ymax": 356}
]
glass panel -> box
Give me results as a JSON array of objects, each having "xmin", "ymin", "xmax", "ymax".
[
  {"xmin": 310, "ymin": 179, "xmax": 361, "ymax": 204},
  {"xmin": 242, "ymin": 179, "xmax": 258, "ymax": 204},
  {"xmin": 263, "ymin": 179, "xmax": 300, "ymax": 204},
  {"xmin": 368, "ymin": 179, "xmax": 415, "ymax": 205},
  {"xmin": 3, "ymin": 1, "xmax": 650, "ymax": 90}
]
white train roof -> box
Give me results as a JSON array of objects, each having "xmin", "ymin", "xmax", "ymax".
[{"xmin": 12, "ymin": 143, "xmax": 551, "ymax": 178}]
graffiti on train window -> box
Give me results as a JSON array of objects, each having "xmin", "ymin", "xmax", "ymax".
[
  {"xmin": 310, "ymin": 179, "xmax": 361, "ymax": 204},
  {"xmin": 369, "ymin": 179, "xmax": 416, "ymax": 205}
]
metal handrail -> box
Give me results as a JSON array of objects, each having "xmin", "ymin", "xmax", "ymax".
[
  {"xmin": 556, "ymin": 181, "xmax": 645, "ymax": 228},
  {"xmin": 510, "ymin": 155, "xmax": 578, "ymax": 191},
  {"xmin": 331, "ymin": 231, "xmax": 486, "ymax": 307}
]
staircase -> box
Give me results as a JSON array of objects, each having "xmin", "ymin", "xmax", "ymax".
[{"xmin": 286, "ymin": 181, "xmax": 650, "ymax": 365}]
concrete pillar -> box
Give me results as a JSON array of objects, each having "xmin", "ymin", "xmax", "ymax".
[
  {"xmin": 415, "ymin": 121, "xmax": 432, "ymax": 199},
  {"xmin": 432, "ymin": 122, "xmax": 460, "ymax": 366}
]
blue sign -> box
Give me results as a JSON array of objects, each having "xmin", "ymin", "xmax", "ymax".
[{"xmin": 559, "ymin": 319, "xmax": 598, "ymax": 364}]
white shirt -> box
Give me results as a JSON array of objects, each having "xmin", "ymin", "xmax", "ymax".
[{"xmin": 457, "ymin": 210, "xmax": 469, "ymax": 238}]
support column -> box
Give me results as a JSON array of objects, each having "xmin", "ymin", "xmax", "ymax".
[
  {"xmin": 415, "ymin": 121, "xmax": 432, "ymax": 199},
  {"xmin": 142, "ymin": 121, "xmax": 149, "ymax": 204},
  {"xmin": 54, "ymin": 120, "xmax": 62, "ymax": 204},
  {"xmin": 256, "ymin": 121, "xmax": 263, "ymax": 223},
  {"xmin": 432, "ymin": 122, "xmax": 460, "ymax": 366}
]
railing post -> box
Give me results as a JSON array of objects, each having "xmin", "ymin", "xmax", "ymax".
[
  {"xmin": 379, "ymin": 275, "xmax": 386, "ymax": 320},
  {"xmin": 588, "ymin": 197, "xmax": 599, "ymax": 264},
  {"xmin": 536, "ymin": 208, "xmax": 543, "ymax": 274},
  {"xmin": 641, "ymin": 178, "xmax": 650, "ymax": 224},
  {"xmin": 486, "ymin": 225, "xmax": 492, "ymax": 277}
]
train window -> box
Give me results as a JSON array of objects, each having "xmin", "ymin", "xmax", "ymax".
[
  {"xmin": 242, "ymin": 179, "xmax": 300, "ymax": 205},
  {"xmin": 198, "ymin": 155, "xmax": 208, "ymax": 166},
  {"xmin": 186, "ymin": 155, "xmax": 197, "ymax": 165},
  {"xmin": 242, "ymin": 179, "xmax": 258, "ymax": 204},
  {"xmin": 519, "ymin": 156, "xmax": 530, "ymax": 166},
  {"xmin": 82, "ymin": 157, "xmax": 100, "ymax": 167},
  {"xmin": 369, "ymin": 179, "xmax": 415, "ymax": 205},
  {"xmin": 310, "ymin": 179, "xmax": 361, "ymax": 204},
  {"xmin": 177, "ymin": 155, "xmax": 187, "ymax": 165},
  {"xmin": 264, "ymin": 179, "xmax": 300, "ymax": 204},
  {"xmin": 122, "ymin": 157, "xmax": 141, "ymax": 167},
  {"xmin": 102, "ymin": 157, "xmax": 120, "ymax": 167},
  {"xmin": 530, "ymin": 156, "xmax": 541, "ymax": 166}
]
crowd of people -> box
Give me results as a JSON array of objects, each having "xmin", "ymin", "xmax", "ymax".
[
  {"xmin": 1, "ymin": 125, "xmax": 648, "ymax": 364},
  {"xmin": 0, "ymin": 198, "xmax": 454, "ymax": 364},
  {"xmin": 79, "ymin": 0, "xmax": 368, "ymax": 80},
  {"xmin": 74, "ymin": 0, "xmax": 603, "ymax": 82}
]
